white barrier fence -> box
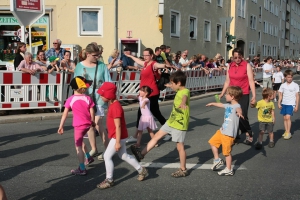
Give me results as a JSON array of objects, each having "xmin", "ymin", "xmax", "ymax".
[{"xmin": 0, "ymin": 67, "xmax": 297, "ymax": 111}]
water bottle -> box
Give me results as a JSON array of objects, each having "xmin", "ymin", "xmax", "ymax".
[{"xmin": 215, "ymin": 94, "xmax": 221, "ymax": 103}]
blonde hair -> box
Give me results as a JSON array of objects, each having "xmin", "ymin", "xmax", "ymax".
[
  {"xmin": 262, "ymin": 88, "xmax": 273, "ymax": 99},
  {"xmin": 85, "ymin": 43, "xmax": 99, "ymax": 54},
  {"xmin": 227, "ymin": 86, "xmax": 243, "ymax": 101},
  {"xmin": 79, "ymin": 49, "xmax": 86, "ymax": 61},
  {"xmin": 110, "ymin": 49, "xmax": 119, "ymax": 58}
]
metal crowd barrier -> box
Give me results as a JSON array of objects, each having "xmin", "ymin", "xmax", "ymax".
[{"xmin": 0, "ymin": 66, "xmax": 297, "ymax": 112}]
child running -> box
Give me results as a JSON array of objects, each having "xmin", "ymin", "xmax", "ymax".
[
  {"xmin": 253, "ymin": 88, "xmax": 275, "ymax": 149},
  {"xmin": 127, "ymin": 86, "xmax": 158, "ymax": 149},
  {"xmin": 278, "ymin": 69, "xmax": 299, "ymax": 140},
  {"xmin": 131, "ymin": 70, "xmax": 190, "ymax": 178},
  {"xmin": 206, "ymin": 86, "xmax": 243, "ymax": 176},
  {"xmin": 272, "ymin": 65, "xmax": 284, "ymax": 102},
  {"xmin": 96, "ymin": 82, "xmax": 148, "ymax": 189},
  {"xmin": 58, "ymin": 76, "xmax": 95, "ymax": 175}
]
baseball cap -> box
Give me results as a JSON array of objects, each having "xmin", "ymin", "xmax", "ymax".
[
  {"xmin": 70, "ymin": 76, "xmax": 91, "ymax": 90},
  {"xmin": 97, "ymin": 82, "xmax": 117, "ymax": 100},
  {"xmin": 123, "ymin": 47, "xmax": 131, "ymax": 52},
  {"xmin": 49, "ymin": 56, "xmax": 59, "ymax": 62}
]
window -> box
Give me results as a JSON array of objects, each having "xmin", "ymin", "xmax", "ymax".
[
  {"xmin": 264, "ymin": 0, "xmax": 269, "ymax": 10},
  {"xmin": 264, "ymin": 21, "xmax": 268, "ymax": 33},
  {"xmin": 170, "ymin": 10, "xmax": 181, "ymax": 37},
  {"xmin": 270, "ymin": 1, "xmax": 274, "ymax": 13},
  {"xmin": 269, "ymin": 23, "xmax": 272, "ymax": 35},
  {"xmin": 259, "ymin": 6, "xmax": 262, "ymax": 22},
  {"xmin": 204, "ymin": 20, "xmax": 211, "ymax": 41},
  {"xmin": 217, "ymin": 0, "xmax": 223, "ymax": 7},
  {"xmin": 275, "ymin": 5, "xmax": 279, "ymax": 16},
  {"xmin": 248, "ymin": 42, "xmax": 256, "ymax": 55},
  {"xmin": 258, "ymin": 31, "xmax": 261, "ymax": 46},
  {"xmin": 263, "ymin": 45, "xmax": 267, "ymax": 56},
  {"xmin": 250, "ymin": 15, "xmax": 256, "ymax": 29},
  {"xmin": 78, "ymin": 6, "xmax": 103, "ymax": 36},
  {"xmin": 237, "ymin": 0, "xmax": 246, "ymax": 18},
  {"xmin": 189, "ymin": 16, "xmax": 197, "ymax": 39},
  {"xmin": 268, "ymin": 46, "xmax": 271, "ymax": 56},
  {"xmin": 282, "ymin": 11, "xmax": 285, "ymax": 20},
  {"xmin": 217, "ymin": 24, "xmax": 222, "ymax": 43}
]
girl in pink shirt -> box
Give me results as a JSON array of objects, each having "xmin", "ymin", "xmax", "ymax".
[{"xmin": 58, "ymin": 76, "xmax": 95, "ymax": 176}]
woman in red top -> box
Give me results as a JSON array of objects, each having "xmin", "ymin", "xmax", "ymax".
[
  {"xmin": 219, "ymin": 48, "xmax": 256, "ymax": 144},
  {"xmin": 125, "ymin": 48, "xmax": 167, "ymax": 141}
]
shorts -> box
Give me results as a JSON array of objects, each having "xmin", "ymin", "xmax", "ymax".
[
  {"xmin": 259, "ymin": 122, "xmax": 274, "ymax": 132},
  {"xmin": 160, "ymin": 123, "xmax": 186, "ymax": 143},
  {"xmin": 74, "ymin": 127, "xmax": 90, "ymax": 147},
  {"xmin": 263, "ymin": 77, "xmax": 272, "ymax": 88},
  {"xmin": 280, "ymin": 104, "xmax": 294, "ymax": 116},
  {"xmin": 96, "ymin": 105, "xmax": 106, "ymax": 116},
  {"xmin": 208, "ymin": 130, "xmax": 234, "ymax": 156},
  {"xmin": 273, "ymin": 83, "xmax": 281, "ymax": 91}
]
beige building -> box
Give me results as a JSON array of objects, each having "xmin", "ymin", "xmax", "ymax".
[
  {"xmin": 230, "ymin": 0, "xmax": 300, "ymax": 60},
  {"xmin": 0, "ymin": 0, "xmax": 231, "ymax": 66}
]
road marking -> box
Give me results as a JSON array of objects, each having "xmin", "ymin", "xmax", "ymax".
[{"xmin": 140, "ymin": 162, "xmax": 247, "ymax": 170}]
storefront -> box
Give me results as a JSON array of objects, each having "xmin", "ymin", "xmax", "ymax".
[{"xmin": 0, "ymin": 15, "xmax": 50, "ymax": 66}]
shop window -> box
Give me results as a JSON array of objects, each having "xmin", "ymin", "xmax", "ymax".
[
  {"xmin": 78, "ymin": 6, "xmax": 103, "ymax": 36},
  {"xmin": 0, "ymin": 15, "xmax": 50, "ymax": 62}
]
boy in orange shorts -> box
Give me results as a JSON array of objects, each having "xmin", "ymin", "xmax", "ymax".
[{"xmin": 206, "ymin": 86, "xmax": 243, "ymax": 176}]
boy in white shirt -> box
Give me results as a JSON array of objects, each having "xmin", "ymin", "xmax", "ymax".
[
  {"xmin": 278, "ymin": 70, "xmax": 299, "ymax": 140},
  {"xmin": 272, "ymin": 66, "xmax": 284, "ymax": 102},
  {"xmin": 262, "ymin": 57, "xmax": 273, "ymax": 89}
]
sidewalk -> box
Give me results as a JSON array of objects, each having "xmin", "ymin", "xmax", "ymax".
[{"xmin": 0, "ymin": 91, "xmax": 219, "ymax": 124}]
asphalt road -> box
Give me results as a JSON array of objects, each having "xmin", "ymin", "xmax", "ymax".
[{"xmin": 1, "ymin": 77, "xmax": 300, "ymax": 199}]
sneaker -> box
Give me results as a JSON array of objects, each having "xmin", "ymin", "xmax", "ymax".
[
  {"xmin": 211, "ymin": 159, "xmax": 225, "ymax": 171},
  {"xmin": 137, "ymin": 167, "xmax": 148, "ymax": 181},
  {"xmin": 98, "ymin": 153, "xmax": 104, "ymax": 161},
  {"xmin": 243, "ymin": 137, "xmax": 253, "ymax": 145},
  {"xmin": 71, "ymin": 167, "xmax": 87, "ymax": 176},
  {"xmin": 126, "ymin": 136, "xmax": 137, "ymax": 143},
  {"xmin": 274, "ymin": 98, "xmax": 277, "ymax": 102},
  {"xmin": 85, "ymin": 157, "xmax": 94, "ymax": 166},
  {"xmin": 254, "ymin": 141, "xmax": 263, "ymax": 150},
  {"xmin": 282, "ymin": 132, "xmax": 287, "ymax": 137},
  {"xmin": 171, "ymin": 168, "xmax": 189, "ymax": 178},
  {"xmin": 163, "ymin": 134, "xmax": 172, "ymax": 141},
  {"xmin": 218, "ymin": 168, "xmax": 234, "ymax": 176},
  {"xmin": 268, "ymin": 141, "xmax": 275, "ymax": 148},
  {"xmin": 97, "ymin": 179, "xmax": 114, "ymax": 189},
  {"xmin": 130, "ymin": 145, "xmax": 144, "ymax": 162},
  {"xmin": 284, "ymin": 133, "xmax": 292, "ymax": 140},
  {"xmin": 83, "ymin": 134, "xmax": 89, "ymax": 139},
  {"xmin": 89, "ymin": 150, "xmax": 98, "ymax": 157}
]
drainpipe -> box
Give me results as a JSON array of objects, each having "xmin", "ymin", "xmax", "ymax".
[{"xmin": 115, "ymin": 0, "xmax": 118, "ymax": 49}]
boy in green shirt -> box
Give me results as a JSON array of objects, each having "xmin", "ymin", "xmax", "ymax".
[{"xmin": 131, "ymin": 70, "xmax": 190, "ymax": 177}]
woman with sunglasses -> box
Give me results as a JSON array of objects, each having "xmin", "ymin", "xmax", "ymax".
[
  {"xmin": 219, "ymin": 48, "xmax": 256, "ymax": 145},
  {"xmin": 74, "ymin": 43, "xmax": 116, "ymax": 161},
  {"xmin": 35, "ymin": 50, "xmax": 48, "ymax": 67}
]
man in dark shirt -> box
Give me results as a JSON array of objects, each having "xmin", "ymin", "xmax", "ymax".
[{"xmin": 120, "ymin": 47, "xmax": 136, "ymax": 70}]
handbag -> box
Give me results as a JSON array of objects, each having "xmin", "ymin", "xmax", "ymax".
[
  {"xmin": 89, "ymin": 61, "xmax": 98, "ymax": 112},
  {"xmin": 151, "ymin": 63, "xmax": 170, "ymax": 91}
]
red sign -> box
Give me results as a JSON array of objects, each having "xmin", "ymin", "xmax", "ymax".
[{"xmin": 15, "ymin": 0, "xmax": 42, "ymax": 12}]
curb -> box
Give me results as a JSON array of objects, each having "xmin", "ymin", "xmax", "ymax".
[{"xmin": 0, "ymin": 91, "xmax": 219, "ymax": 124}]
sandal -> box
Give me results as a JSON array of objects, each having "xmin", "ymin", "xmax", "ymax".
[
  {"xmin": 97, "ymin": 179, "xmax": 114, "ymax": 189},
  {"xmin": 171, "ymin": 168, "xmax": 188, "ymax": 178},
  {"xmin": 243, "ymin": 137, "xmax": 253, "ymax": 145}
]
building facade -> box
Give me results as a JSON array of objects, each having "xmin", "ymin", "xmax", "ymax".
[
  {"xmin": 231, "ymin": 0, "xmax": 300, "ymax": 60},
  {"xmin": 0, "ymin": 0, "xmax": 231, "ymax": 66}
]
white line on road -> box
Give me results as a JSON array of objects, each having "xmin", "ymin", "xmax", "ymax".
[{"xmin": 140, "ymin": 162, "xmax": 247, "ymax": 170}]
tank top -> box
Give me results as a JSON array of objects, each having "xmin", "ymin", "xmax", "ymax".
[
  {"xmin": 140, "ymin": 61, "xmax": 160, "ymax": 97},
  {"xmin": 228, "ymin": 60, "xmax": 249, "ymax": 95}
]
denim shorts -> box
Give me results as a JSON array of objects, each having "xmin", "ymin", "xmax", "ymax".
[{"xmin": 280, "ymin": 104, "xmax": 294, "ymax": 116}]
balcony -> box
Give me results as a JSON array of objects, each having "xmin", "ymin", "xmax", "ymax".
[
  {"xmin": 285, "ymin": 39, "xmax": 289, "ymax": 46},
  {"xmin": 287, "ymin": 4, "xmax": 290, "ymax": 13},
  {"xmin": 286, "ymin": 22, "xmax": 290, "ymax": 30}
]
